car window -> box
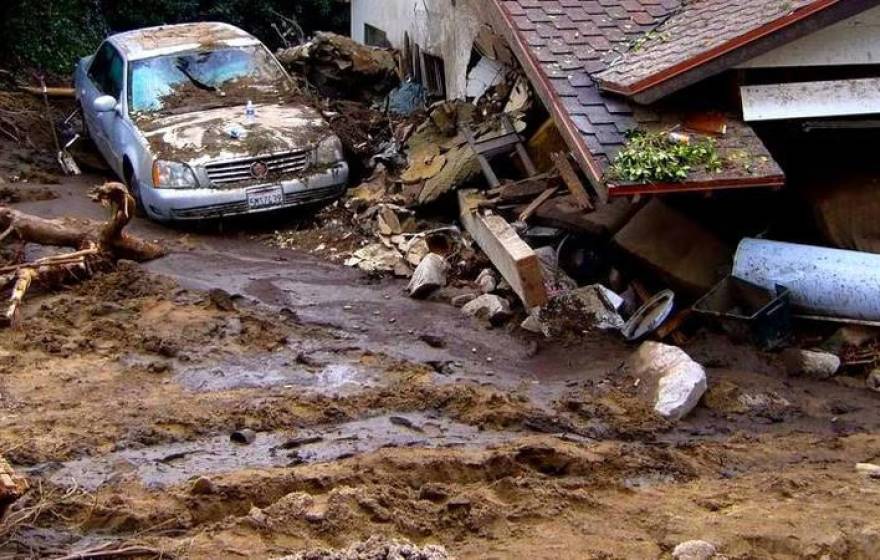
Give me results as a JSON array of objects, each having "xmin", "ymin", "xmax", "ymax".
[
  {"xmin": 89, "ymin": 42, "xmax": 124, "ymax": 99},
  {"xmin": 106, "ymin": 50, "xmax": 124, "ymax": 99},
  {"xmin": 129, "ymin": 46, "xmax": 292, "ymax": 114}
]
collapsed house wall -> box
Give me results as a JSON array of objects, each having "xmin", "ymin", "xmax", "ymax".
[{"xmin": 350, "ymin": 0, "xmax": 488, "ymax": 99}]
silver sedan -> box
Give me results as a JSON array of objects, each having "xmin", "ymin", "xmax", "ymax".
[{"xmin": 75, "ymin": 22, "xmax": 348, "ymax": 222}]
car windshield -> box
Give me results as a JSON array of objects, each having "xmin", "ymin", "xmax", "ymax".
[{"xmin": 130, "ymin": 45, "xmax": 294, "ymax": 115}]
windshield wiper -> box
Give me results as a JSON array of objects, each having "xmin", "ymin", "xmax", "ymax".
[{"xmin": 175, "ymin": 58, "xmax": 219, "ymax": 93}]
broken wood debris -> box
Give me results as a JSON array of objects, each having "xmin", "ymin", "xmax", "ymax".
[
  {"xmin": 0, "ymin": 182, "xmax": 164, "ymax": 327},
  {"xmin": 458, "ymin": 189, "xmax": 548, "ymax": 308}
]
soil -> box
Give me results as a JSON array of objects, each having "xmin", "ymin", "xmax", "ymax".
[{"xmin": 3, "ymin": 144, "xmax": 880, "ymax": 559}]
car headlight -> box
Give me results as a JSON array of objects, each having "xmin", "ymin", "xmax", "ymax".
[
  {"xmin": 152, "ymin": 160, "xmax": 197, "ymax": 189},
  {"xmin": 315, "ymin": 135, "xmax": 344, "ymax": 164}
]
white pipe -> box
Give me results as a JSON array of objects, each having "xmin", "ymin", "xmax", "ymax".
[{"xmin": 733, "ymin": 238, "xmax": 880, "ymax": 321}]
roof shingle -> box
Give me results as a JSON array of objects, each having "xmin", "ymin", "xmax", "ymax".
[
  {"xmin": 493, "ymin": 0, "xmax": 792, "ymax": 195},
  {"xmin": 595, "ymin": 0, "xmax": 828, "ymax": 98}
]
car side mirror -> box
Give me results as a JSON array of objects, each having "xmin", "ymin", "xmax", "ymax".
[{"xmin": 93, "ymin": 95, "xmax": 117, "ymax": 113}]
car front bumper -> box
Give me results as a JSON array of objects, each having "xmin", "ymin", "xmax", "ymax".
[{"xmin": 141, "ymin": 162, "xmax": 349, "ymax": 221}]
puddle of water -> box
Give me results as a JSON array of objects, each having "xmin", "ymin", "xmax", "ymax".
[
  {"xmin": 43, "ymin": 414, "xmax": 521, "ymax": 491},
  {"xmin": 174, "ymin": 353, "xmax": 375, "ymax": 394}
]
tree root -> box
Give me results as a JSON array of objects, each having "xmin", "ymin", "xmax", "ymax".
[{"xmin": 0, "ymin": 181, "xmax": 164, "ymax": 326}]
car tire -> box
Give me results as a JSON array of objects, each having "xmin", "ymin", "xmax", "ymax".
[
  {"xmin": 78, "ymin": 103, "xmax": 91, "ymax": 141},
  {"xmin": 125, "ymin": 168, "xmax": 147, "ymax": 217}
]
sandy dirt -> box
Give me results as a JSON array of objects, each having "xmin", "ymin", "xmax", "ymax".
[{"xmin": 3, "ymin": 148, "xmax": 880, "ymax": 559}]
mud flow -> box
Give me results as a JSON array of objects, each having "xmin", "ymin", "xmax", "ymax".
[{"xmin": 1, "ymin": 246, "xmax": 879, "ymax": 560}]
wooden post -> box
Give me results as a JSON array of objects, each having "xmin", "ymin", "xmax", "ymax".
[{"xmin": 459, "ymin": 189, "xmax": 548, "ymax": 308}]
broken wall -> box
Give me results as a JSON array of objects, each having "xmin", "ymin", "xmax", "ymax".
[{"xmin": 350, "ymin": 0, "xmax": 489, "ymax": 99}]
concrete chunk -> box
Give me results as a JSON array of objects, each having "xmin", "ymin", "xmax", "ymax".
[
  {"xmin": 462, "ymin": 294, "xmax": 512, "ymax": 326},
  {"xmin": 629, "ymin": 342, "xmax": 707, "ymax": 421},
  {"xmin": 408, "ymin": 253, "xmax": 448, "ymax": 299}
]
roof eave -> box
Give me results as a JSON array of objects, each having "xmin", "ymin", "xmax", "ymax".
[
  {"xmin": 598, "ymin": 0, "xmax": 880, "ymax": 105},
  {"xmin": 607, "ymin": 174, "xmax": 786, "ymax": 197}
]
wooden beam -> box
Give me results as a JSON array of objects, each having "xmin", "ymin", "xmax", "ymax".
[
  {"xmin": 551, "ymin": 152, "xmax": 593, "ymax": 211},
  {"xmin": 459, "ymin": 189, "xmax": 548, "ymax": 308},
  {"xmin": 742, "ymin": 77, "xmax": 880, "ymax": 121},
  {"xmin": 518, "ymin": 186, "xmax": 558, "ymax": 223}
]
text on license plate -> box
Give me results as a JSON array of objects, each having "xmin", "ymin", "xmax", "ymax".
[{"xmin": 246, "ymin": 186, "xmax": 284, "ymax": 209}]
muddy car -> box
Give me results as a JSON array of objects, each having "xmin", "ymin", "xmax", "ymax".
[{"xmin": 74, "ymin": 22, "xmax": 348, "ymax": 221}]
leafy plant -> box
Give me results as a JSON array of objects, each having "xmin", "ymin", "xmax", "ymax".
[{"xmin": 607, "ymin": 130, "xmax": 724, "ymax": 183}]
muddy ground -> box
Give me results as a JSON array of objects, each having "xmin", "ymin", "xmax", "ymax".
[{"xmin": 2, "ymin": 143, "xmax": 880, "ymax": 559}]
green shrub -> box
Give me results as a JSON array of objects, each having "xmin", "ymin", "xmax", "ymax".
[{"xmin": 608, "ymin": 130, "xmax": 724, "ymax": 183}]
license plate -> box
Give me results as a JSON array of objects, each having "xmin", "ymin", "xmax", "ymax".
[{"xmin": 246, "ymin": 186, "xmax": 283, "ymax": 210}]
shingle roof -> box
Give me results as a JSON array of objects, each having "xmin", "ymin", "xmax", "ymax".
[
  {"xmin": 595, "ymin": 0, "xmax": 844, "ymax": 100},
  {"xmin": 491, "ymin": 0, "xmax": 785, "ymax": 198},
  {"xmin": 497, "ymin": 0, "xmax": 680, "ymax": 173}
]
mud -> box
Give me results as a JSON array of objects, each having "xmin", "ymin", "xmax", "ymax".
[
  {"xmin": 4, "ymin": 169, "xmax": 880, "ymax": 559},
  {"xmin": 44, "ymin": 413, "xmax": 521, "ymax": 491}
]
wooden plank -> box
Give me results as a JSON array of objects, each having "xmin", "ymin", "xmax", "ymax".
[
  {"xmin": 518, "ymin": 187, "xmax": 558, "ymax": 223},
  {"xmin": 738, "ymin": 5, "xmax": 880, "ymax": 68},
  {"xmin": 463, "ymin": 126, "xmax": 501, "ymax": 187},
  {"xmin": 742, "ymin": 78, "xmax": 880, "ymax": 121},
  {"xmin": 551, "ymin": 152, "xmax": 593, "ymax": 211},
  {"xmin": 459, "ymin": 189, "xmax": 549, "ymax": 308}
]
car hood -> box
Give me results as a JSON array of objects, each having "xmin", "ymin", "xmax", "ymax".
[{"xmin": 136, "ymin": 103, "xmax": 330, "ymax": 166}]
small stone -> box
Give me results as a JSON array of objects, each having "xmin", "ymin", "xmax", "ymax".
[
  {"xmin": 462, "ymin": 294, "xmax": 512, "ymax": 326},
  {"xmin": 208, "ymin": 288, "xmax": 236, "ymax": 311},
  {"xmin": 475, "ymin": 268, "xmax": 498, "ymax": 294},
  {"xmin": 190, "ymin": 476, "xmax": 218, "ymax": 495},
  {"xmin": 672, "ymin": 540, "xmax": 717, "ymax": 560},
  {"xmin": 866, "ymin": 369, "xmax": 880, "ymax": 392},
  {"xmin": 782, "ymin": 349, "xmax": 841, "ymax": 379},
  {"xmin": 419, "ymin": 334, "xmax": 446, "ymax": 348},
  {"xmin": 856, "ymin": 463, "xmax": 880, "ymax": 478}
]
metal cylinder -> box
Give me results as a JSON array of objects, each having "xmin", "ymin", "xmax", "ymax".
[{"xmin": 733, "ymin": 238, "xmax": 880, "ymax": 321}]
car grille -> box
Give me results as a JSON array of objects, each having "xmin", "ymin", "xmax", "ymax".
[
  {"xmin": 204, "ymin": 150, "xmax": 310, "ymax": 185},
  {"xmin": 171, "ymin": 184, "xmax": 345, "ymax": 219}
]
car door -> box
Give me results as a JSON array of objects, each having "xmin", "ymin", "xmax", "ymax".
[
  {"xmin": 82, "ymin": 42, "xmax": 125, "ymax": 173},
  {"xmin": 81, "ymin": 43, "xmax": 112, "ymax": 153}
]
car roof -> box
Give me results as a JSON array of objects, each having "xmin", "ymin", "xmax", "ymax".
[{"xmin": 108, "ymin": 22, "xmax": 262, "ymax": 61}]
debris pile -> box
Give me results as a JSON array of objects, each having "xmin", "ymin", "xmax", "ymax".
[
  {"xmin": 277, "ymin": 536, "xmax": 452, "ymax": 560},
  {"xmin": 277, "ymin": 32, "xmax": 399, "ymax": 102}
]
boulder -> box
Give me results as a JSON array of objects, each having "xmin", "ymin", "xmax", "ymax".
[
  {"xmin": 408, "ymin": 254, "xmax": 448, "ymax": 299},
  {"xmin": 672, "ymin": 540, "xmax": 717, "ymax": 560},
  {"xmin": 462, "ymin": 294, "xmax": 511, "ymax": 326},
  {"xmin": 629, "ymin": 342, "xmax": 708, "ymax": 421},
  {"xmin": 782, "ymin": 349, "xmax": 841, "ymax": 379}
]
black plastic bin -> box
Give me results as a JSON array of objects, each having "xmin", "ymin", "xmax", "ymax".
[{"xmin": 693, "ymin": 276, "xmax": 791, "ymax": 350}]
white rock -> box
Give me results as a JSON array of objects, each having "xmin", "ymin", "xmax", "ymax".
[
  {"xmin": 520, "ymin": 308, "xmax": 547, "ymax": 335},
  {"xmin": 856, "ymin": 463, "xmax": 880, "ymax": 478},
  {"xmin": 782, "ymin": 349, "xmax": 841, "ymax": 379},
  {"xmin": 408, "ymin": 253, "xmax": 448, "ymax": 299},
  {"xmin": 476, "ymin": 268, "xmax": 498, "ymax": 294},
  {"xmin": 462, "ymin": 294, "xmax": 511, "ymax": 326},
  {"xmin": 672, "ymin": 540, "xmax": 717, "ymax": 560},
  {"xmin": 629, "ymin": 342, "xmax": 707, "ymax": 421}
]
